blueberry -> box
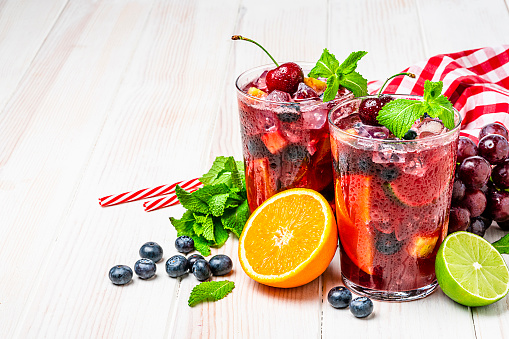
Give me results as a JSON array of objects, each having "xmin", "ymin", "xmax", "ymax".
[
  {"xmin": 139, "ymin": 241, "xmax": 164, "ymax": 263},
  {"xmin": 192, "ymin": 259, "xmax": 212, "ymax": 281},
  {"xmin": 375, "ymin": 232, "xmax": 403, "ymax": 255},
  {"xmin": 109, "ymin": 265, "xmax": 133, "ymax": 285},
  {"xmin": 277, "ymin": 112, "xmax": 301, "ymax": 123},
  {"xmin": 327, "ymin": 286, "xmax": 352, "ymax": 309},
  {"xmin": 187, "ymin": 254, "xmax": 205, "ymax": 271},
  {"xmin": 166, "ymin": 255, "xmax": 188, "ymax": 278},
  {"xmin": 283, "ymin": 145, "xmax": 309, "ymax": 162},
  {"xmin": 350, "ymin": 297, "xmax": 374, "ymax": 318},
  {"xmin": 208, "ymin": 254, "xmax": 233, "ymax": 276},
  {"xmin": 379, "ymin": 165, "xmax": 400, "ymax": 182},
  {"xmin": 134, "ymin": 258, "xmax": 156, "ymax": 279},
  {"xmin": 403, "ymin": 129, "xmax": 418, "ymax": 140},
  {"xmin": 175, "ymin": 236, "xmax": 195, "ymax": 254},
  {"xmin": 247, "ymin": 137, "xmax": 270, "ymax": 158},
  {"xmin": 357, "ymin": 157, "xmax": 376, "ymax": 175}
]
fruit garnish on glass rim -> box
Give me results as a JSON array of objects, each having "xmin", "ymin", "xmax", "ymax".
[
  {"xmin": 376, "ymin": 80, "xmax": 456, "ymax": 139},
  {"xmin": 308, "ymin": 49, "xmax": 368, "ymax": 101},
  {"xmin": 231, "ymin": 35, "xmax": 304, "ymax": 94}
]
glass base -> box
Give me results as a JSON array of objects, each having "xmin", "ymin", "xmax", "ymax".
[{"xmin": 342, "ymin": 274, "xmax": 438, "ymax": 302}]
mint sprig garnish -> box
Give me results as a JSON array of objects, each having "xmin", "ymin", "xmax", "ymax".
[
  {"xmin": 492, "ymin": 233, "xmax": 509, "ymax": 254},
  {"xmin": 188, "ymin": 280, "xmax": 235, "ymax": 307},
  {"xmin": 376, "ymin": 80, "xmax": 455, "ymax": 139},
  {"xmin": 170, "ymin": 156, "xmax": 250, "ymax": 256},
  {"xmin": 308, "ymin": 49, "xmax": 368, "ymax": 101}
]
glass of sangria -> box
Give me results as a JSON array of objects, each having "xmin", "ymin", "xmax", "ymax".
[
  {"xmin": 236, "ymin": 63, "xmax": 352, "ymax": 212},
  {"xmin": 328, "ymin": 94, "xmax": 461, "ymax": 301}
]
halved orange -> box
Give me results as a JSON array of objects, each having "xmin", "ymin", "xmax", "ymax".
[{"xmin": 238, "ymin": 188, "xmax": 338, "ymax": 288}]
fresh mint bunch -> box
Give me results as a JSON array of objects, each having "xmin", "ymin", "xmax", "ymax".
[
  {"xmin": 376, "ymin": 80, "xmax": 455, "ymax": 139},
  {"xmin": 308, "ymin": 49, "xmax": 368, "ymax": 101},
  {"xmin": 188, "ymin": 280, "xmax": 235, "ymax": 307},
  {"xmin": 492, "ymin": 233, "xmax": 509, "ymax": 254},
  {"xmin": 170, "ymin": 156, "xmax": 250, "ymax": 256}
]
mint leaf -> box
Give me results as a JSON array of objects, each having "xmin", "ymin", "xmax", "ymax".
[
  {"xmin": 200, "ymin": 156, "xmax": 229, "ymax": 185},
  {"xmin": 224, "ymin": 157, "xmax": 243, "ymax": 190},
  {"xmin": 170, "ymin": 211, "xmax": 213, "ymax": 256},
  {"xmin": 170, "ymin": 210, "xmax": 195, "ymax": 235},
  {"xmin": 423, "ymin": 80, "xmax": 443, "ymax": 102},
  {"xmin": 322, "ymin": 74, "xmax": 340, "ymax": 102},
  {"xmin": 175, "ymin": 185, "xmax": 210, "ymax": 214},
  {"xmin": 193, "ymin": 235, "xmax": 212, "ymax": 256},
  {"xmin": 170, "ymin": 156, "xmax": 251, "ymax": 256},
  {"xmin": 339, "ymin": 71, "xmax": 368, "ymax": 97},
  {"xmin": 308, "ymin": 48, "xmax": 338, "ymax": 78},
  {"xmin": 376, "ymin": 99, "xmax": 426, "ymax": 139},
  {"xmin": 377, "ymin": 80, "xmax": 455, "ymax": 138},
  {"xmin": 309, "ymin": 49, "xmax": 367, "ymax": 102},
  {"xmin": 221, "ymin": 200, "xmax": 250, "ymax": 237},
  {"xmin": 492, "ymin": 234, "xmax": 509, "ymax": 254},
  {"xmin": 188, "ymin": 280, "xmax": 235, "ymax": 307},
  {"xmin": 213, "ymin": 218, "xmax": 229, "ymax": 247},
  {"xmin": 337, "ymin": 51, "xmax": 368, "ymax": 75}
]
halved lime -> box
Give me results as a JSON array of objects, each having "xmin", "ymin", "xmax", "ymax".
[{"xmin": 435, "ymin": 231, "xmax": 509, "ymax": 307}]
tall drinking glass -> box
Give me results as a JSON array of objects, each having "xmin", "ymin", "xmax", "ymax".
[
  {"xmin": 328, "ymin": 95, "xmax": 461, "ymax": 301},
  {"xmin": 236, "ymin": 63, "xmax": 352, "ymax": 212}
]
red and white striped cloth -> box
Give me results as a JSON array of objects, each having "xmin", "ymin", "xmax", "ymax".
[{"xmin": 368, "ymin": 45, "xmax": 509, "ymax": 143}]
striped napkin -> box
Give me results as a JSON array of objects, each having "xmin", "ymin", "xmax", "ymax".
[{"xmin": 368, "ymin": 45, "xmax": 509, "ymax": 142}]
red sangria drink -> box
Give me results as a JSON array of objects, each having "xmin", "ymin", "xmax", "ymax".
[
  {"xmin": 236, "ymin": 64, "xmax": 352, "ymax": 211},
  {"xmin": 329, "ymin": 94, "xmax": 461, "ymax": 301}
]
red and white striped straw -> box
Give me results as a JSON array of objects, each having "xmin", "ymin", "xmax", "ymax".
[
  {"xmin": 99, "ymin": 178, "xmax": 201, "ymax": 207},
  {"xmin": 143, "ymin": 181, "xmax": 203, "ymax": 212}
]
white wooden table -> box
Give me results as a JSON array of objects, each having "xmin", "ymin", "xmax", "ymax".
[{"xmin": 1, "ymin": 0, "xmax": 509, "ymax": 338}]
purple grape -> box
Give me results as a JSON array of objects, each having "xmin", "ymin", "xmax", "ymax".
[
  {"xmin": 458, "ymin": 156, "xmax": 492, "ymax": 189},
  {"xmin": 478, "ymin": 134, "xmax": 509, "ymax": 165},
  {"xmin": 461, "ymin": 189, "xmax": 487, "ymax": 217},
  {"xmin": 451, "ymin": 178, "xmax": 466, "ymax": 202},
  {"xmin": 466, "ymin": 216, "xmax": 492, "ymax": 237},
  {"xmin": 448, "ymin": 206, "xmax": 471, "ymax": 234},
  {"xmin": 491, "ymin": 160, "xmax": 509, "ymax": 189},
  {"xmin": 456, "ymin": 136, "xmax": 478, "ymax": 164},
  {"xmin": 486, "ymin": 189, "xmax": 509, "ymax": 222},
  {"xmin": 479, "ymin": 122, "xmax": 509, "ymax": 140}
]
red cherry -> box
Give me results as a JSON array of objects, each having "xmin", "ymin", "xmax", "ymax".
[
  {"xmin": 358, "ymin": 95, "xmax": 394, "ymax": 126},
  {"xmin": 266, "ymin": 62, "xmax": 304, "ymax": 94}
]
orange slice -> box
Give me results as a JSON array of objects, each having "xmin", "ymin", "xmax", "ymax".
[
  {"xmin": 334, "ymin": 176, "xmax": 374, "ymax": 274},
  {"xmin": 238, "ymin": 188, "xmax": 338, "ymax": 288}
]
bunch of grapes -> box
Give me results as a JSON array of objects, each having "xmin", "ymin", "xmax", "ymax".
[{"xmin": 451, "ymin": 122, "xmax": 509, "ymax": 237}]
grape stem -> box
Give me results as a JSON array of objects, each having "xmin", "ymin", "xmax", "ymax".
[
  {"xmin": 231, "ymin": 35, "xmax": 279, "ymax": 67},
  {"xmin": 378, "ymin": 72, "xmax": 416, "ymax": 97}
]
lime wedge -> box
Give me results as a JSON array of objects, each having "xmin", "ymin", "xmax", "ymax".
[{"xmin": 435, "ymin": 231, "xmax": 509, "ymax": 307}]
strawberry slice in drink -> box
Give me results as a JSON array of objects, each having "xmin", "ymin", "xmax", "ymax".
[
  {"xmin": 261, "ymin": 129, "xmax": 288, "ymax": 154},
  {"xmin": 335, "ymin": 175, "xmax": 375, "ymax": 275}
]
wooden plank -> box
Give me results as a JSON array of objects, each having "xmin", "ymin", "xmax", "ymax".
[
  {"xmin": 328, "ymin": 0, "xmax": 426, "ymax": 83},
  {"xmin": 9, "ymin": 0, "xmax": 242, "ymax": 337},
  {"xmin": 417, "ymin": 0, "xmax": 509, "ymax": 56},
  {"xmin": 0, "ymin": 0, "xmax": 68, "ymax": 109},
  {"xmin": 0, "ymin": 1, "xmax": 156, "ymax": 337}
]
